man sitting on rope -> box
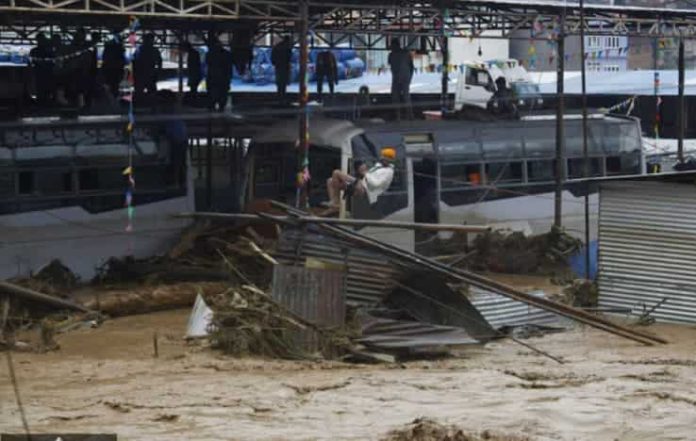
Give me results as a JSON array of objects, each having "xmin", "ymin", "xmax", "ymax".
[{"xmin": 323, "ymin": 147, "xmax": 397, "ymax": 215}]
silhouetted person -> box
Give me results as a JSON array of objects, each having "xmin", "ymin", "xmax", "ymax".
[
  {"xmin": 51, "ymin": 34, "xmax": 69, "ymax": 105},
  {"xmin": 67, "ymin": 28, "xmax": 91, "ymax": 106},
  {"xmin": 491, "ymin": 76, "xmax": 517, "ymax": 118},
  {"xmin": 316, "ymin": 50, "xmax": 338, "ymax": 101},
  {"xmin": 85, "ymin": 31, "xmax": 101, "ymax": 107},
  {"xmin": 29, "ymin": 32, "xmax": 54, "ymax": 105},
  {"xmin": 388, "ymin": 38, "xmax": 414, "ymax": 120},
  {"xmin": 102, "ymin": 32, "xmax": 126, "ymax": 98},
  {"xmin": 231, "ymin": 22, "xmax": 255, "ymax": 76},
  {"xmin": 271, "ymin": 36, "xmax": 292, "ymax": 102},
  {"xmin": 183, "ymin": 42, "xmax": 202, "ymax": 94},
  {"xmin": 133, "ymin": 33, "xmax": 162, "ymax": 99},
  {"xmin": 206, "ymin": 37, "xmax": 232, "ymax": 111}
]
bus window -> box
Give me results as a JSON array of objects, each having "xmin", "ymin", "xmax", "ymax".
[
  {"xmin": 567, "ymin": 157, "xmax": 602, "ymax": 179},
  {"xmin": 606, "ymin": 156, "xmax": 622, "ymax": 175},
  {"xmin": 18, "ymin": 171, "xmax": 34, "ymax": 194},
  {"xmin": 36, "ymin": 170, "xmax": 72, "ymax": 195},
  {"xmin": 527, "ymin": 160, "xmax": 555, "ymax": 182},
  {"xmin": 254, "ymin": 162, "xmax": 281, "ymax": 198},
  {"xmin": 441, "ymin": 163, "xmax": 481, "ymax": 188},
  {"xmin": 485, "ymin": 162, "xmax": 523, "ymax": 184},
  {"xmin": 0, "ymin": 171, "xmax": 13, "ymax": 196}
]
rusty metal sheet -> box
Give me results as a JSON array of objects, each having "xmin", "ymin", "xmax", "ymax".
[
  {"xmin": 275, "ymin": 228, "xmax": 401, "ymax": 306},
  {"xmin": 271, "ymin": 264, "xmax": 345, "ymax": 352}
]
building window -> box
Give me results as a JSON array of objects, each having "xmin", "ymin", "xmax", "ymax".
[
  {"xmin": 587, "ymin": 61, "xmax": 602, "ymax": 72},
  {"xmin": 605, "ymin": 36, "xmax": 620, "ymax": 49},
  {"xmin": 588, "ymin": 36, "xmax": 601, "ymax": 49}
]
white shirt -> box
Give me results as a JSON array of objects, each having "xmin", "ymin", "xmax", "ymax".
[{"xmin": 363, "ymin": 162, "xmax": 395, "ymax": 204}]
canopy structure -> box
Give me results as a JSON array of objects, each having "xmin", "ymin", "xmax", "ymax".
[{"xmin": 2, "ymin": 0, "xmax": 696, "ymax": 48}]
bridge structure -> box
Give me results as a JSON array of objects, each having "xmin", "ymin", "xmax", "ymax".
[
  {"xmin": 2, "ymin": 0, "xmax": 696, "ymax": 222},
  {"xmin": 2, "ymin": 1, "xmax": 696, "ymax": 47}
]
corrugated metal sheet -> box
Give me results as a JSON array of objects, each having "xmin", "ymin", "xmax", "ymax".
[
  {"xmin": 469, "ymin": 288, "xmax": 562, "ymax": 329},
  {"xmin": 271, "ymin": 264, "xmax": 346, "ymax": 351},
  {"xmin": 356, "ymin": 312, "xmax": 480, "ymax": 349},
  {"xmin": 275, "ymin": 228, "xmax": 564, "ymax": 329},
  {"xmin": 275, "ymin": 228, "xmax": 402, "ymax": 306},
  {"xmin": 598, "ymin": 181, "xmax": 696, "ymax": 324}
]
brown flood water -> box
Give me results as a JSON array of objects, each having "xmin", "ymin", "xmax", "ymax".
[{"xmin": 2, "ymin": 309, "xmax": 696, "ymax": 441}]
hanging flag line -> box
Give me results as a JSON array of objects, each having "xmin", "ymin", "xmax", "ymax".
[{"xmin": 122, "ymin": 16, "xmax": 139, "ymax": 236}]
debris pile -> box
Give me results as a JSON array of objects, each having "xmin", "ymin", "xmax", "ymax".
[
  {"xmin": 468, "ymin": 227, "xmax": 582, "ymax": 274},
  {"xmin": 9, "ymin": 259, "xmax": 79, "ymax": 297},
  {"xmin": 381, "ymin": 418, "xmax": 530, "ymax": 441},
  {"xmin": 93, "ymin": 222, "xmax": 273, "ymax": 288},
  {"xmin": 562, "ymin": 279, "xmax": 598, "ymax": 308},
  {"xmin": 207, "ymin": 283, "xmax": 353, "ymax": 359}
]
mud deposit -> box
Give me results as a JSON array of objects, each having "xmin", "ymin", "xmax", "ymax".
[{"xmin": 2, "ymin": 309, "xmax": 696, "ymax": 441}]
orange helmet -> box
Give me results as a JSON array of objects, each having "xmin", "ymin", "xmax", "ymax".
[{"xmin": 380, "ymin": 147, "xmax": 397, "ymax": 160}]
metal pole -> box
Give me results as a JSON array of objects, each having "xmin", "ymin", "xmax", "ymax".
[
  {"xmin": 440, "ymin": 9, "xmax": 449, "ymax": 115},
  {"xmin": 580, "ymin": 0, "xmax": 591, "ymax": 279},
  {"xmin": 298, "ymin": 0, "xmax": 309, "ymax": 208},
  {"xmin": 441, "ymin": 36, "xmax": 449, "ymax": 114},
  {"xmin": 678, "ymin": 38, "xmax": 685, "ymax": 163},
  {"xmin": 206, "ymin": 121, "xmax": 213, "ymax": 209},
  {"xmin": 178, "ymin": 32, "xmax": 184, "ymax": 95},
  {"xmin": 554, "ymin": 10, "xmax": 566, "ymax": 228}
]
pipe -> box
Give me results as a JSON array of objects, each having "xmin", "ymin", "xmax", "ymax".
[
  {"xmin": 678, "ymin": 38, "xmax": 685, "ymax": 163},
  {"xmin": 580, "ymin": 0, "xmax": 591, "ymax": 280},
  {"xmin": 298, "ymin": 0, "xmax": 310, "ymax": 208},
  {"xmin": 0, "ymin": 281, "xmax": 91, "ymax": 313},
  {"xmin": 554, "ymin": 8, "xmax": 566, "ymax": 228},
  {"xmin": 176, "ymin": 212, "xmax": 491, "ymax": 232}
]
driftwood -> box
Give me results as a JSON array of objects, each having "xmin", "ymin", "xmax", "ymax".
[
  {"xmin": 82, "ymin": 282, "xmax": 228, "ymax": 317},
  {"xmin": 0, "ymin": 281, "xmax": 90, "ymax": 313}
]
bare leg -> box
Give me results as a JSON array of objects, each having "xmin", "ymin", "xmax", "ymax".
[{"xmin": 326, "ymin": 177, "xmax": 340, "ymax": 207}]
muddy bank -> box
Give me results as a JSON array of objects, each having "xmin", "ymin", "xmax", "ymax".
[{"xmin": 2, "ymin": 310, "xmax": 696, "ymax": 441}]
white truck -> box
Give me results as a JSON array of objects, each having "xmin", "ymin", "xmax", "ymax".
[{"xmin": 454, "ymin": 59, "xmax": 544, "ymax": 113}]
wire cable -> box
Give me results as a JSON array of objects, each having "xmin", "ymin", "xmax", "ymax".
[{"xmin": 5, "ymin": 350, "xmax": 32, "ymax": 439}]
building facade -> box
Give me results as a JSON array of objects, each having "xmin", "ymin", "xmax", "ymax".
[{"xmin": 509, "ymin": 34, "xmax": 628, "ymax": 73}]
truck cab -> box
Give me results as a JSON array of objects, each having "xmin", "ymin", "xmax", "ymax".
[
  {"xmin": 454, "ymin": 62, "xmax": 496, "ymax": 111},
  {"xmin": 486, "ymin": 59, "xmax": 544, "ymax": 110}
]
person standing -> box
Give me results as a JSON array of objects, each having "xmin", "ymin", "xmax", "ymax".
[
  {"xmin": 133, "ymin": 33, "xmax": 162, "ymax": 99},
  {"xmin": 102, "ymin": 31, "xmax": 125, "ymax": 98},
  {"xmin": 271, "ymin": 36, "xmax": 292, "ymax": 103},
  {"xmin": 85, "ymin": 31, "xmax": 102, "ymax": 107},
  {"xmin": 51, "ymin": 34, "xmax": 69, "ymax": 105},
  {"xmin": 67, "ymin": 28, "xmax": 91, "ymax": 107},
  {"xmin": 388, "ymin": 38, "xmax": 414, "ymax": 120},
  {"xmin": 29, "ymin": 32, "xmax": 54, "ymax": 105},
  {"xmin": 183, "ymin": 42, "xmax": 202, "ymax": 94},
  {"xmin": 315, "ymin": 50, "xmax": 338, "ymax": 102},
  {"xmin": 206, "ymin": 36, "xmax": 232, "ymax": 111},
  {"xmin": 230, "ymin": 22, "xmax": 255, "ymax": 76}
]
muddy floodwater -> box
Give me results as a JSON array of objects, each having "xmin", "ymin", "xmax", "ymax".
[{"xmin": 2, "ymin": 309, "xmax": 696, "ymax": 441}]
